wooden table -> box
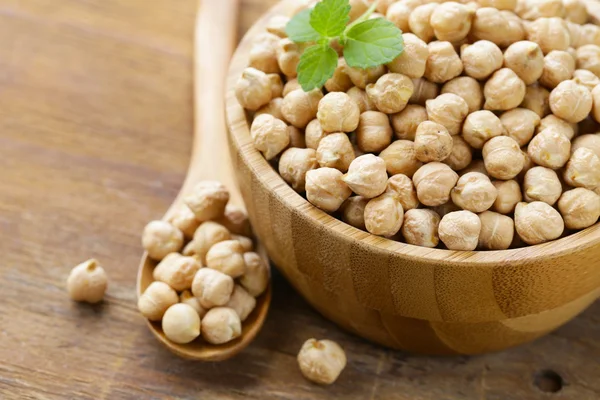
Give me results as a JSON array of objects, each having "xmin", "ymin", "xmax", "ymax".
[{"xmin": 0, "ymin": 1, "xmax": 598, "ymax": 399}]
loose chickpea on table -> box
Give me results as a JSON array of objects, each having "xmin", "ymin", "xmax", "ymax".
[{"xmin": 234, "ymin": 0, "xmax": 600, "ymax": 252}]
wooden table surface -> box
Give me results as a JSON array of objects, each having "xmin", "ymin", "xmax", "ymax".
[{"xmin": 1, "ymin": 0, "xmax": 598, "ymax": 399}]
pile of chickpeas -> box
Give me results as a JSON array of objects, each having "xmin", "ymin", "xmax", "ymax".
[
  {"xmin": 138, "ymin": 181, "xmax": 269, "ymax": 345},
  {"xmin": 235, "ymin": 0, "xmax": 600, "ymax": 251}
]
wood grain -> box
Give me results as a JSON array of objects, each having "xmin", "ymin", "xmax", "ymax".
[
  {"xmin": 0, "ymin": 0, "xmax": 598, "ymax": 399},
  {"xmin": 226, "ymin": 0, "xmax": 600, "ymax": 355}
]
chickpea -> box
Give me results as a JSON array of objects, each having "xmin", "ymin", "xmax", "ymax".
[
  {"xmin": 167, "ymin": 205, "xmax": 200, "ymax": 239},
  {"xmin": 297, "ymin": 339, "xmax": 347, "ymax": 385},
  {"xmin": 266, "ymin": 15, "xmax": 290, "ymax": 38},
  {"xmin": 287, "ymin": 126, "xmax": 306, "ymax": 149},
  {"xmin": 225, "ymin": 285, "xmax": 256, "ymax": 322},
  {"xmin": 379, "ymin": 140, "xmax": 423, "ymax": 177},
  {"xmin": 239, "ymin": 252, "xmax": 269, "ymax": 297},
  {"xmin": 282, "ymin": 88, "xmax": 323, "ymax": 129},
  {"xmin": 250, "ymin": 114, "xmax": 290, "ymax": 160},
  {"xmin": 444, "ymin": 136, "xmax": 473, "ymax": 171},
  {"xmin": 484, "ymin": 68, "xmax": 526, "ymax": 110},
  {"xmin": 424, "ymin": 41, "xmax": 463, "ymax": 84},
  {"xmin": 364, "ymin": 193, "xmax": 404, "ymax": 237},
  {"xmin": 451, "ymin": 172, "xmax": 498, "ymax": 213},
  {"xmin": 572, "ymin": 134, "xmax": 600, "ymax": 158},
  {"xmin": 426, "ymin": 93, "xmax": 469, "ymax": 135},
  {"xmin": 342, "ymin": 155, "xmax": 388, "ymax": 199},
  {"xmin": 236, "ymin": 68, "xmax": 272, "ymax": 111},
  {"xmin": 153, "ymin": 253, "xmax": 201, "ymax": 291},
  {"xmin": 255, "ymin": 97, "xmax": 285, "ymax": 121},
  {"xmin": 162, "ymin": 304, "xmax": 201, "ymax": 344},
  {"xmin": 515, "ymin": 201, "xmax": 564, "ymax": 244},
  {"xmin": 413, "ymin": 162, "xmax": 460, "ymax": 206},
  {"xmin": 410, "ymin": 77, "xmax": 440, "ymax": 106},
  {"xmin": 572, "ymin": 69, "xmax": 600, "ymax": 91},
  {"xmin": 386, "ymin": 0, "xmax": 423, "ymax": 33},
  {"xmin": 387, "ymin": 33, "xmax": 429, "ymax": 79},
  {"xmin": 201, "ymin": 307, "xmax": 242, "ymax": 345},
  {"xmin": 430, "ymin": 2, "xmax": 474, "ymax": 42},
  {"xmin": 185, "ymin": 221, "xmax": 231, "ymax": 263},
  {"xmin": 316, "ymin": 133, "xmax": 355, "ymax": 172},
  {"xmin": 316, "ymin": 93, "xmax": 360, "ymax": 134},
  {"xmin": 305, "ymin": 119, "xmax": 327, "ymax": 150},
  {"xmin": 499, "ymin": 108, "xmax": 541, "ymax": 147},
  {"xmin": 387, "ymin": 174, "xmax": 420, "ymax": 211},
  {"xmin": 566, "ymin": 3, "xmax": 591, "ymax": 26},
  {"xmin": 349, "ymin": 0, "xmax": 372, "ymax": 21},
  {"xmin": 460, "ymin": 159, "xmax": 488, "ymax": 176},
  {"xmin": 574, "ymin": 24, "xmax": 600, "ymax": 48},
  {"xmin": 366, "ymin": 73, "xmax": 414, "ymax": 114},
  {"xmin": 503, "ymin": 41, "xmax": 544, "ymax": 85},
  {"xmin": 414, "ymin": 121, "xmax": 453, "ymax": 162},
  {"xmin": 592, "ymin": 85, "xmax": 600, "ymax": 123},
  {"xmin": 492, "ymin": 179, "xmax": 522, "ymax": 214},
  {"xmin": 477, "ymin": 0, "xmax": 516, "ymax": 10},
  {"xmin": 138, "ymin": 281, "xmax": 178, "ymax": 321},
  {"xmin": 214, "ymin": 206, "xmax": 249, "ymax": 238},
  {"xmin": 462, "ymin": 110, "xmax": 504, "ymax": 149},
  {"xmin": 341, "ymin": 196, "xmax": 368, "ymax": 230},
  {"xmin": 346, "ymin": 86, "xmax": 376, "ymax": 114},
  {"xmin": 409, "ymin": 3, "xmax": 438, "ymax": 42},
  {"xmin": 67, "ymin": 259, "xmax": 108, "ymax": 304},
  {"xmin": 205, "ymin": 240, "xmax": 246, "ymax": 278},
  {"xmin": 483, "ymin": 136, "xmax": 525, "ymax": 179},
  {"xmin": 471, "ymin": 8, "xmax": 525, "ymax": 48},
  {"xmin": 356, "ymin": 111, "xmax": 393, "ymax": 153},
  {"xmin": 478, "ymin": 211, "xmax": 515, "ymax": 250},
  {"xmin": 401, "ymin": 209, "xmax": 440, "ymax": 248},
  {"xmin": 537, "ymin": 115, "xmax": 577, "ymax": 140},
  {"xmin": 558, "ymin": 188, "xmax": 600, "ymax": 229},
  {"xmin": 376, "ymin": 0, "xmax": 395, "ymax": 13},
  {"xmin": 325, "ymin": 59, "xmax": 353, "ymax": 93},
  {"xmin": 276, "ymin": 39, "xmax": 301, "ymax": 78},
  {"xmin": 520, "ymin": 84, "xmax": 551, "ymax": 117},
  {"xmin": 346, "ymin": 65, "xmax": 386, "ymax": 89},
  {"xmin": 283, "ymin": 79, "xmax": 301, "ymax": 97},
  {"xmin": 438, "ymin": 210, "xmax": 482, "ymax": 251},
  {"xmin": 523, "ymin": 166, "xmax": 563, "ymax": 205},
  {"xmin": 575, "ymin": 45, "xmax": 600, "ymax": 76},
  {"xmin": 279, "ymin": 147, "xmax": 318, "ymax": 192},
  {"xmin": 526, "ymin": 18, "xmax": 571, "ymax": 54},
  {"xmin": 460, "ymin": 40, "xmax": 503, "ymax": 80},
  {"xmin": 390, "ymin": 104, "xmax": 427, "ymax": 140},
  {"xmin": 191, "ymin": 268, "xmax": 234, "ymax": 308},
  {"xmin": 248, "ymin": 33, "xmax": 280, "ymax": 74},
  {"xmin": 306, "ymin": 168, "xmax": 352, "ymax": 212},
  {"xmin": 142, "ymin": 220, "xmax": 184, "ymax": 261},
  {"xmin": 539, "ymin": 51, "xmax": 576, "ymax": 89},
  {"xmin": 516, "ymin": 0, "xmax": 564, "ymax": 20},
  {"xmin": 550, "ymin": 80, "xmax": 593, "ymax": 123},
  {"xmin": 441, "ymin": 77, "xmax": 483, "ymax": 114},
  {"xmin": 564, "ymin": 147, "xmax": 600, "ymax": 189}
]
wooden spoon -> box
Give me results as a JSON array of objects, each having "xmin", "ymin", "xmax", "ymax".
[{"xmin": 136, "ymin": 0, "xmax": 272, "ymax": 361}]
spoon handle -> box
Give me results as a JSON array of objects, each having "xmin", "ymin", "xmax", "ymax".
[{"xmin": 175, "ymin": 0, "xmax": 242, "ymax": 211}]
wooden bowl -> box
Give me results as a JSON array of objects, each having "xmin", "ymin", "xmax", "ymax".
[{"xmin": 225, "ymin": 0, "xmax": 600, "ymax": 355}]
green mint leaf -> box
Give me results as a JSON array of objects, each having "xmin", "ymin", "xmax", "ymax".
[
  {"xmin": 286, "ymin": 9, "xmax": 321, "ymax": 43},
  {"xmin": 343, "ymin": 18, "xmax": 404, "ymax": 69},
  {"xmin": 310, "ymin": 0, "xmax": 351, "ymax": 38},
  {"xmin": 297, "ymin": 44, "xmax": 338, "ymax": 91}
]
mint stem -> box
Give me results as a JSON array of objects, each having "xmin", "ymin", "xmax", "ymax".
[{"xmin": 343, "ymin": 1, "xmax": 378, "ymax": 35}]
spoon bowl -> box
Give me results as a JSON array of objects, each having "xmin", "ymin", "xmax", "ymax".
[{"xmin": 136, "ymin": 0, "xmax": 271, "ymax": 361}]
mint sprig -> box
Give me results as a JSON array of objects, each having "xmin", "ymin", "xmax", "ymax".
[{"xmin": 286, "ymin": 0, "xmax": 404, "ymax": 92}]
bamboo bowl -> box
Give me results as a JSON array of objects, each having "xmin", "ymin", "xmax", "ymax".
[{"xmin": 225, "ymin": 0, "xmax": 600, "ymax": 355}]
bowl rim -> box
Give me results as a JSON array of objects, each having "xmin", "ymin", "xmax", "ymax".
[{"xmin": 224, "ymin": 0, "xmax": 600, "ymax": 266}]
